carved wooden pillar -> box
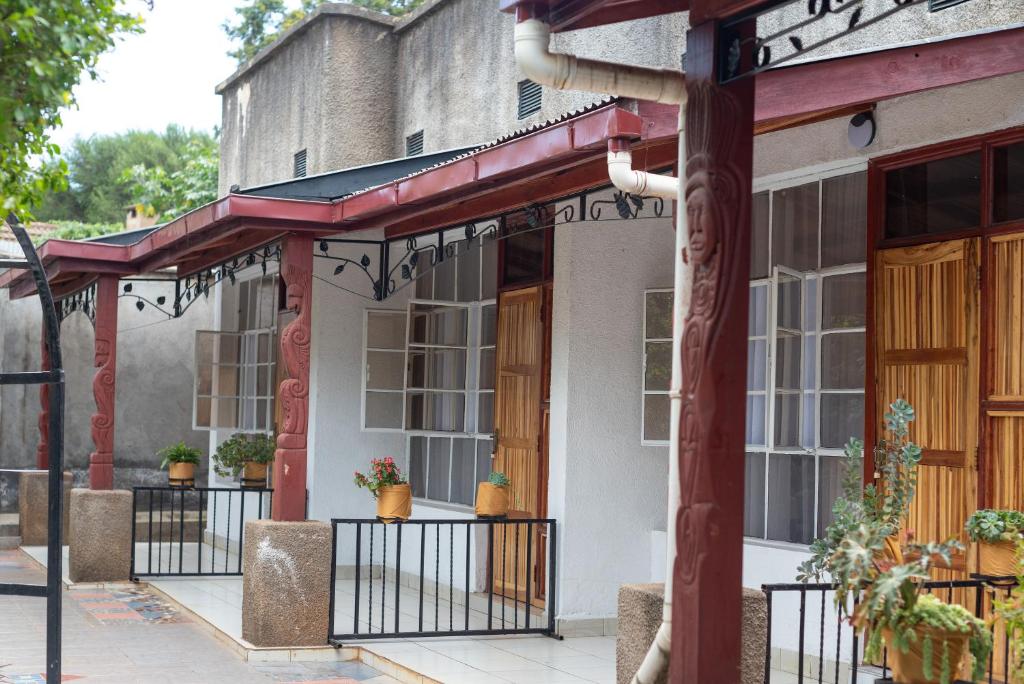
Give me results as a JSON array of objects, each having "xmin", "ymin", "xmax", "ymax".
[
  {"xmin": 89, "ymin": 276, "xmax": 119, "ymax": 490},
  {"xmin": 273, "ymin": 235, "xmax": 313, "ymax": 521},
  {"xmin": 670, "ymin": 19, "xmax": 755, "ymax": 684},
  {"xmin": 36, "ymin": 321, "xmax": 50, "ymax": 469}
]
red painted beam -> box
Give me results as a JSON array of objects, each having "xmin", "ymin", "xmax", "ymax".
[
  {"xmin": 498, "ymin": 0, "xmax": 686, "ymax": 31},
  {"xmin": 754, "ymin": 26, "xmax": 1024, "ymax": 125}
]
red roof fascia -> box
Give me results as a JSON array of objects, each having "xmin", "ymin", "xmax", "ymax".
[{"xmin": 497, "ymin": 0, "xmax": 687, "ymax": 31}]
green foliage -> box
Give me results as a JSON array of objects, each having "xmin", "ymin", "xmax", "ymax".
[
  {"xmin": 488, "ymin": 472, "xmax": 510, "ymax": 487},
  {"xmin": 223, "ymin": 0, "xmax": 425, "ymax": 63},
  {"xmin": 798, "ymin": 399, "xmax": 992, "ymax": 684},
  {"xmin": 965, "ymin": 509, "xmax": 1024, "ymax": 543},
  {"xmin": 212, "ymin": 433, "xmax": 275, "ymax": 478},
  {"xmin": 158, "ymin": 442, "xmax": 202, "ymax": 469},
  {"xmin": 121, "ymin": 137, "xmax": 218, "ymax": 222},
  {"xmin": 0, "ymin": 1, "xmax": 141, "ymax": 219},
  {"xmin": 45, "ymin": 220, "xmax": 123, "ymax": 240},
  {"xmin": 353, "ymin": 457, "xmax": 406, "ymax": 498},
  {"xmin": 36, "ymin": 126, "xmax": 216, "ymax": 224},
  {"xmin": 996, "ymin": 540, "xmax": 1024, "ymax": 684}
]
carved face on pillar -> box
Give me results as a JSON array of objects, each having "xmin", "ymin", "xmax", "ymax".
[{"xmin": 685, "ymin": 170, "xmax": 718, "ymax": 266}]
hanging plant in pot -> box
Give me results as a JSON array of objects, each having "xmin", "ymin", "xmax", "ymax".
[
  {"xmin": 798, "ymin": 399, "xmax": 992, "ymax": 684},
  {"xmin": 965, "ymin": 509, "xmax": 1024, "ymax": 578},
  {"xmin": 159, "ymin": 441, "xmax": 201, "ymax": 488},
  {"xmin": 354, "ymin": 457, "xmax": 410, "ymax": 523},
  {"xmin": 475, "ymin": 472, "xmax": 510, "ymax": 518},
  {"xmin": 212, "ymin": 433, "xmax": 274, "ymax": 488},
  {"xmin": 995, "ymin": 547, "xmax": 1024, "ymax": 684}
]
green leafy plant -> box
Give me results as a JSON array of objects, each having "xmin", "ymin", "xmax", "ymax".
[
  {"xmin": 996, "ymin": 540, "xmax": 1024, "ymax": 684},
  {"xmin": 158, "ymin": 441, "xmax": 201, "ymax": 470},
  {"xmin": 798, "ymin": 399, "xmax": 992, "ymax": 684},
  {"xmin": 965, "ymin": 509, "xmax": 1024, "ymax": 543},
  {"xmin": 353, "ymin": 457, "xmax": 406, "ymax": 498},
  {"xmin": 212, "ymin": 433, "xmax": 274, "ymax": 478},
  {"xmin": 488, "ymin": 472, "xmax": 510, "ymax": 487}
]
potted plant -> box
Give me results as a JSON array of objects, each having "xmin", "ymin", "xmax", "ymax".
[
  {"xmin": 354, "ymin": 457, "xmax": 410, "ymax": 523},
  {"xmin": 966, "ymin": 509, "xmax": 1024, "ymax": 577},
  {"xmin": 996, "ymin": 545, "xmax": 1024, "ymax": 684},
  {"xmin": 159, "ymin": 441, "xmax": 201, "ymax": 487},
  {"xmin": 212, "ymin": 433, "xmax": 275, "ymax": 488},
  {"xmin": 798, "ymin": 399, "xmax": 992, "ymax": 684},
  {"xmin": 475, "ymin": 471, "xmax": 510, "ymax": 517}
]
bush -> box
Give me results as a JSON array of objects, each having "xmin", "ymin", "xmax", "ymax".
[
  {"xmin": 488, "ymin": 471, "xmax": 510, "ymax": 487},
  {"xmin": 965, "ymin": 509, "xmax": 1024, "ymax": 543},
  {"xmin": 212, "ymin": 433, "xmax": 275, "ymax": 478},
  {"xmin": 158, "ymin": 441, "xmax": 201, "ymax": 469}
]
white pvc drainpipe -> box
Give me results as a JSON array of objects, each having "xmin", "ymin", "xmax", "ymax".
[{"xmin": 513, "ymin": 11, "xmax": 687, "ymax": 683}]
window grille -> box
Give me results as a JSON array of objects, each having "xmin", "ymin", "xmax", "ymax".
[
  {"xmin": 517, "ymin": 80, "xmax": 542, "ymax": 119},
  {"xmin": 406, "ymin": 130, "xmax": 424, "ymax": 157},
  {"xmin": 294, "ymin": 149, "xmax": 307, "ymax": 178}
]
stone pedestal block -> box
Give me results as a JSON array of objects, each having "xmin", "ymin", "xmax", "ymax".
[
  {"xmin": 68, "ymin": 488, "xmax": 133, "ymax": 583},
  {"xmin": 615, "ymin": 584, "xmax": 767, "ymax": 684},
  {"xmin": 242, "ymin": 520, "xmax": 332, "ymax": 647},
  {"xmin": 18, "ymin": 470, "xmax": 72, "ymax": 546}
]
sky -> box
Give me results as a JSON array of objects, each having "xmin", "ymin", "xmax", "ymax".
[{"xmin": 50, "ymin": 0, "xmax": 246, "ymax": 150}]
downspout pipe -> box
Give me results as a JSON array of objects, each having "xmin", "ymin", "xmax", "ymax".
[{"xmin": 512, "ymin": 11, "xmax": 687, "ymax": 684}]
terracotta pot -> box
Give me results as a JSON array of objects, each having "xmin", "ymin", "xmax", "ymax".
[
  {"xmin": 884, "ymin": 534, "xmax": 904, "ymax": 564},
  {"xmin": 241, "ymin": 461, "xmax": 268, "ymax": 488},
  {"xmin": 168, "ymin": 462, "xmax": 195, "ymax": 487},
  {"xmin": 882, "ymin": 626, "xmax": 969, "ymax": 684},
  {"xmin": 979, "ymin": 539, "xmax": 1019, "ymax": 578},
  {"xmin": 376, "ymin": 484, "xmax": 411, "ymax": 523},
  {"xmin": 475, "ymin": 483, "xmax": 510, "ymax": 517}
]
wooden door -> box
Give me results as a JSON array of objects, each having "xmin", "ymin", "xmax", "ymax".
[
  {"xmin": 492, "ymin": 285, "xmax": 545, "ymax": 605},
  {"xmin": 874, "ymin": 238, "xmax": 980, "ymax": 579}
]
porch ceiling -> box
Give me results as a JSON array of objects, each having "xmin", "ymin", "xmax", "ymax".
[{"xmin": 496, "ymin": 0, "xmax": 775, "ymax": 29}]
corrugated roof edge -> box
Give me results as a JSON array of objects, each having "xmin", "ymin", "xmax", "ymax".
[{"xmin": 84, "ymin": 224, "xmax": 164, "ymax": 246}]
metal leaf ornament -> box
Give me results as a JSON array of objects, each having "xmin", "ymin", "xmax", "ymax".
[
  {"xmin": 135, "ymin": 301, "xmax": 144, "ymax": 311},
  {"xmin": 123, "ymin": 282, "xmax": 133, "ymax": 293},
  {"xmin": 360, "ymin": 254, "xmax": 371, "ymax": 268},
  {"xmin": 614, "ymin": 192, "xmax": 631, "ymax": 219},
  {"xmin": 334, "ymin": 263, "xmax": 345, "ymax": 275},
  {"xmin": 156, "ymin": 296, "xmax": 166, "ymax": 305}
]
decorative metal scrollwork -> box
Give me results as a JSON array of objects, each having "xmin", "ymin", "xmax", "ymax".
[
  {"xmin": 589, "ymin": 191, "xmax": 664, "ymax": 221},
  {"xmin": 58, "ymin": 283, "xmax": 97, "ymax": 325}
]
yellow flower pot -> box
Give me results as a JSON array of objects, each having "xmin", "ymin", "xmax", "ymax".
[
  {"xmin": 979, "ymin": 539, "xmax": 1018, "ymax": 577},
  {"xmin": 241, "ymin": 461, "xmax": 268, "ymax": 488},
  {"xmin": 168, "ymin": 462, "xmax": 195, "ymax": 488},
  {"xmin": 882, "ymin": 625, "xmax": 969, "ymax": 684},
  {"xmin": 475, "ymin": 482, "xmax": 510, "ymax": 518},
  {"xmin": 376, "ymin": 484, "xmax": 411, "ymax": 523}
]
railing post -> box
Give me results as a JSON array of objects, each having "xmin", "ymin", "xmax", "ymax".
[
  {"xmin": 547, "ymin": 520, "xmax": 557, "ymax": 636},
  {"xmin": 354, "ymin": 522, "xmax": 362, "ymax": 636},
  {"xmin": 394, "ymin": 523, "xmax": 402, "ymax": 634},
  {"xmin": 328, "ymin": 521, "xmax": 338, "ymax": 640},
  {"xmin": 129, "ymin": 488, "xmax": 137, "ymax": 580},
  {"xmin": 762, "ymin": 586, "xmax": 772, "ymax": 684}
]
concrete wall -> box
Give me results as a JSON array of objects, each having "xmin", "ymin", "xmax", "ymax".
[{"xmin": 0, "ymin": 280, "xmax": 213, "ymax": 508}]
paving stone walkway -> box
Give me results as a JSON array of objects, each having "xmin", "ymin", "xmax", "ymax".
[{"xmin": 0, "ymin": 549, "xmax": 398, "ymax": 684}]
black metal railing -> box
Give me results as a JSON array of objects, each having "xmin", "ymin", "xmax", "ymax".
[
  {"xmin": 763, "ymin": 576, "xmax": 1016, "ymax": 684},
  {"xmin": 130, "ymin": 486, "xmax": 273, "ymax": 578},
  {"xmin": 328, "ymin": 518, "xmax": 558, "ymax": 643}
]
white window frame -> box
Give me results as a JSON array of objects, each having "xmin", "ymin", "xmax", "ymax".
[
  {"xmin": 361, "ymin": 308, "xmax": 407, "ymax": 432},
  {"xmin": 192, "ymin": 328, "xmax": 276, "ymax": 434},
  {"xmin": 641, "ymin": 288, "xmax": 673, "ymax": 446}
]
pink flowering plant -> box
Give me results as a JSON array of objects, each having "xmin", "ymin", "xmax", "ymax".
[{"xmin": 353, "ymin": 457, "xmax": 407, "ymax": 498}]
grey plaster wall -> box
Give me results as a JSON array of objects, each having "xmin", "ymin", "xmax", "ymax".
[
  {"xmin": 217, "ymin": 6, "xmax": 397, "ymax": 193},
  {"xmin": 0, "ymin": 281, "xmax": 213, "ymax": 507}
]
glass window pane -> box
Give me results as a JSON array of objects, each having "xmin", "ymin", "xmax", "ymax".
[
  {"xmin": 433, "ymin": 252, "xmax": 457, "ymax": 301},
  {"xmin": 820, "ymin": 392, "xmax": 864, "ymax": 448},
  {"xmin": 744, "ymin": 452, "xmax": 766, "ymax": 538},
  {"xmin": 365, "ymin": 392, "xmax": 403, "ymax": 430},
  {"xmin": 409, "ymin": 437, "xmax": 427, "ymax": 498},
  {"xmin": 749, "ymin": 284, "xmax": 768, "ymax": 337},
  {"xmin": 415, "ymin": 254, "xmax": 433, "ymax": 299},
  {"xmin": 645, "ymin": 291, "xmax": 673, "ymax": 340},
  {"xmin": 476, "ymin": 441, "xmax": 493, "ymax": 491},
  {"xmin": 644, "ymin": 342, "xmax": 672, "ymax": 392},
  {"xmin": 772, "ymin": 182, "xmax": 818, "ymax": 271},
  {"xmin": 801, "ymin": 335, "xmax": 816, "ymax": 392},
  {"xmin": 822, "ymin": 273, "xmax": 866, "ymax": 329},
  {"xmin": 774, "ymin": 393, "xmax": 801, "ymax": 448},
  {"xmin": 767, "ymin": 452, "xmax": 815, "ymax": 544},
  {"xmin": 427, "ymin": 438, "xmax": 451, "ymax": 501},
  {"xmin": 407, "ymin": 348, "xmax": 467, "ymax": 390},
  {"xmin": 801, "ymin": 393, "xmax": 814, "ymax": 449},
  {"xmin": 218, "ymin": 334, "xmax": 241, "ymax": 365},
  {"xmin": 481, "ymin": 304, "xmax": 497, "ymax": 345},
  {"xmin": 775, "ymin": 334, "xmax": 801, "ymax": 390},
  {"xmin": 821, "ymin": 172, "xmax": 867, "ymax": 266},
  {"xmin": 481, "ymin": 234, "xmax": 498, "ymax": 300},
  {"xmin": 450, "ymin": 438, "xmax": 477, "ymax": 506},
  {"xmin": 885, "ymin": 152, "xmax": 981, "ymax": 238},
  {"xmin": 643, "ymin": 394, "xmax": 670, "ymax": 443},
  {"xmin": 409, "ymin": 304, "xmax": 468, "ymax": 346},
  {"xmin": 237, "ymin": 281, "xmax": 250, "ymax": 330},
  {"xmin": 747, "ymin": 339, "xmax": 767, "ymax": 392},
  {"xmin": 751, "ymin": 191, "xmax": 770, "ymax": 279},
  {"xmin": 478, "ymin": 393, "xmax": 494, "ymax": 434},
  {"xmin": 456, "ymin": 240, "xmax": 481, "ymax": 302},
  {"xmin": 776, "ymin": 274, "xmax": 801, "ymax": 331},
  {"xmin": 366, "ymin": 351, "xmax": 404, "ymax": 390},
  {"xmin": 215, "ymin": 397, "xmax": 239, "ymax": 429},
  {"xmin": 817, "ymin": 455, "xmax": 856, "ymax": 537},
  {"xmin": 502, "ymin": 226, "xmax": 546, "ymax": 286},
  {"xmin": 196, "ymin": 397, "xmax": 212, "ymax": 428},
  {"xmin": 746, "ymin": 394, "xmax": 766, "ymax": 446},
  {"xmin": 821, "ymin": 333, "xmax": 865, "ymax": 390},
  {"xmin": 994, "ymin": 142, "xmax": 1024, "ymax": 223},
  {"xmin": 405, "ymin": 392, "xmax": 466, "ymax": 432},
  {"xmin": 367, "ymin": 312, "xmax": 405, "ymax": 350}
]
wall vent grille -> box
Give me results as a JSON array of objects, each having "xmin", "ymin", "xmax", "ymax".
[
  {"xmin": 294, "ymin": 149, "xmax": 307, "ymax": 178},
  {"xmin": 517, "ymin": 80, "xmax": 542, "ymax": 119},
  {"xmin": 406, "ymin": 130, "xmax": 424, "ymax": 157}
]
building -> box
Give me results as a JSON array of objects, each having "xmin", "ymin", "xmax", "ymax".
[{"xmin": 3, "ymin": 1, "xmax": 1024, "ymax": 681}]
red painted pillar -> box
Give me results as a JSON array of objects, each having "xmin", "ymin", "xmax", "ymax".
[
  {"xmin": 670, "ymin": 19, "xmax": 755, "ymax": 684},
  {"xmin": 273, "ymin": 235, "xmax": 313, "ymax": 521},
  {"xmin": 36, "ymin": 321, "xmax": 50, "ymax": 469},
  {"xmin": 89, "ymin": 275, "xmax": 119, "ymax": 490}
]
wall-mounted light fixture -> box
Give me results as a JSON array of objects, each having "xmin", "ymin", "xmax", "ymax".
[{"xmin": 848, "ymin": 112, "xmax": 876, "ymax": 149}]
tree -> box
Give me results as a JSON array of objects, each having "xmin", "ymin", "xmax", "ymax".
[
  {"xmin": 224, "ymin": 0, "xmax": 424, "ymax": 63},
  {"xmin": 35, "ymin": 125, "xmax": 216, "ymax": 224},
  {"xmin": 0, "ymin": 1, "xmax": 142, "ymax": 219},
  {"xmin": 121, "ymin": 136, "xmax": 219, "ymax": 221}
]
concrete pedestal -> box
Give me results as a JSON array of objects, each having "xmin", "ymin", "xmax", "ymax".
[
  {"xmin": 68, "ymin": 488, "xmax": 133, "ymax": 583},
  {"xmin": 615, "ymin": 584, "xmax": 766, "ymax": 684},
  {"xmin": 18, "ymin": 470, "xmax": 73, "ymax": 546},
  {"xmin": 242, "ymin": 520, "xmax": 332, "ymax": 647}
]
